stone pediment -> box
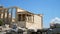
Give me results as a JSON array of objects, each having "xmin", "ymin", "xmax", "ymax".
[
  {"xmin": 17, "ymin": 8, "xmax": 25, "ymax": 12},
  {"xmin": 17, "ymin": 8, "xmax": 34, "ymax": 15}
]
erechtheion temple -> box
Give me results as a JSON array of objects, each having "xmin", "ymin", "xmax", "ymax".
[{"xmin": 0, "ymin": 6, "xmax": 43, "ymax": 30}]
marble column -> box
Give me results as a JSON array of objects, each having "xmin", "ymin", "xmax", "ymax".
[
  {"xmin": 3, "ymin": 9, "xmax": 5, "ymax": 24},
  {"xmin": 6, "ymin": 8, "xmax": 9, "ymax": 24},
  {"xmin": 15, "ymin": 7, "xmax": 18, "ymax": 23},
  {"xmin": 10, "ymin": 8, "xmax": 13, "ymax": 23}
]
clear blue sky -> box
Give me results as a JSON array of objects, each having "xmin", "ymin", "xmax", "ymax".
[{"xmin": 0, "ymin": 0, "xmax": 60, "ymax": 28}]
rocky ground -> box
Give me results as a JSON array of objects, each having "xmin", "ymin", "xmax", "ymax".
[{"xmin": 0, "ymin": 32, "xmax": 6, "ymax": 34}]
